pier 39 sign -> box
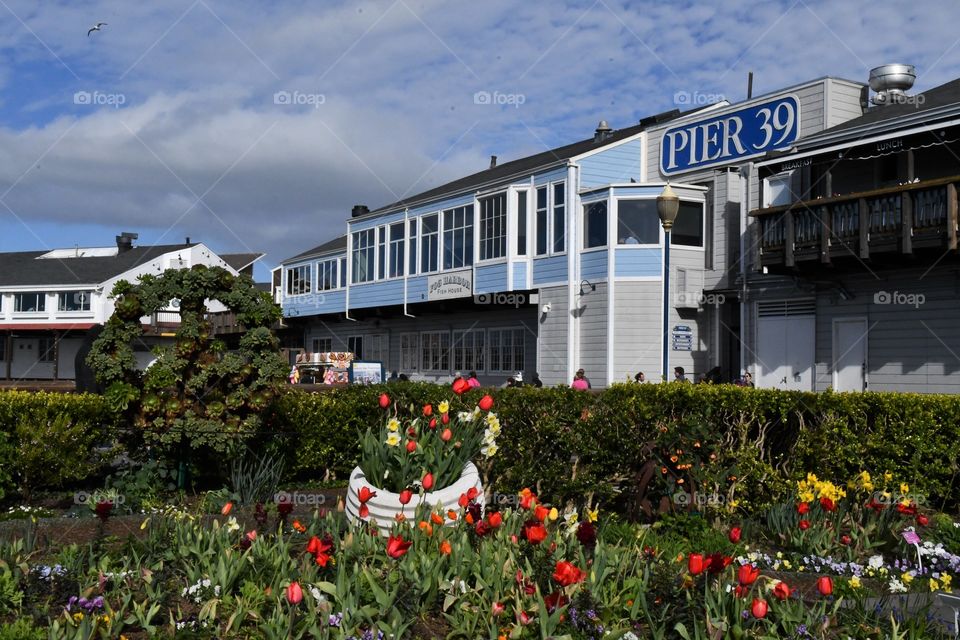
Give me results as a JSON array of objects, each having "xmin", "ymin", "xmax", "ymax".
[{"xmin": 660, "ymin": 96, "xmax": 800, "ymax": 175}]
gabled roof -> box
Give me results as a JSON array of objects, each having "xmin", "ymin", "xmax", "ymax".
[
  {"xmin": 220, "ymin": 253, "xmax": 264, "ymax": 272},
  {"xmin": 282, "ymin": 235, "xmax": 347, "ymax": 263},
  {"xmin": 0, "ymin": 244, "xmax": 195, "ymax": 287}
]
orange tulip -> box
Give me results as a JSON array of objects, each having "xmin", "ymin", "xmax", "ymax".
[
  {"xmin": 447, "ymin": 509, "xmax": 458, "ymax": 521},
  {"xmin": 439, "ymin": 540, "xmax": 452, "ymax": 555},
  {"xmin": 221, "ymin": 502, "xmax": 233, "ymax": 516},
  {"xmin": 431, "ymin": 513, "xmax": 444, "ymax": 525}
]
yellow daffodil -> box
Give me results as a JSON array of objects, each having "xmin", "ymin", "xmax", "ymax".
[
  {"xmin": 586, "ymin": 508, "xmax": 599, "ymax": 522},
  {"xmin": 385, "ymin": 433, "xmax": 401, "ymax": 447},
  {"xmin": 799, "ymin": 490, "xmax": 815, "ymax": 503},
  {"xmin": 438, "ymin": 400, "xmax": 449, "ymax": 414},
  {"xmin": 902, "ymin": 572, "xmax": 914, "ymax": 584},
  {"xmin": 548, "ymin": 507, "xmax": 559, "ymax": 521},
  {"xmin": 481, "ymin": 443, "xmax": 498, "ymax": 458},
  {"xmin": 387, "ymin": 418, "xmax": 400, "ymax": 432},
  {"xmin": 565, "ymin": 512, "xmax": 579, "ymax": 526},
  {"xmin": 884, "ymin": 471, "xmax": 894, "ymax": 483},
  {"xmin": 900, "ymin": 483, "xmax": 910, "ymax": 495},
  {"xmin": 849, "ymin": 576, "xmax": 861, "ymax": 589},
  {"xmin": 941, "ymin": 574, "xmax": 952, "ymax": 589},
  {"xmin": 930, "ymin": 578, "xmax": 941, "ymax": 591}
]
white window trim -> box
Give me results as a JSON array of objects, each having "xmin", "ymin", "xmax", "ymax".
[
  {"xmin": 420, "ymin": 329, "xmax": 452, "ymax": 373},
  {"xmin": 451, "ymin": 328, "xmax": 486, "ymax": 374},
  {"xmin": 477, "ymin": 191, "xmax": 509, "ymax": 264},
  {"xmin": 399, "ymin": 332, "xmax": 420, "ymax": 372},
  {"xmin": 582, "ymin": 197, "xmax": 610, "ymax": 251},
  {"xmin": 316, "ymin": 257, "xmax": 341, "ymax": 292},
  {"xmin": 418, "ymin": 212, "xmax": 442, "ymax": 275},
  {"xmin": 486, "ymin": 326, "xmax": 526, "ymax": 373},
  {"xmin": 549, "ymin": 180, "xmax": 567, "ymax": 256}
]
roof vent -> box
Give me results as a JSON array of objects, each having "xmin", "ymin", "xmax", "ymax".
[
  {"xmin": 489, "ymin": 155, "xmax": 497, "ymax": 169},
  {"xmin": 351, "ymin": 205, "xmax": 370, "ymax": 218},
  {"xmin": 115, "ymin": 232, "xmax": 138, "ymax": 253},
  {"xmin": 869, "ymin": 64, "xmax": 916, "ymax": 106},
  {"xmin": 594, "ymin": 120, "xmax": 612, "ymax": 143}
]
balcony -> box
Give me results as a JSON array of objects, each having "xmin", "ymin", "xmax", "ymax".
[
  {"xmin": 752, "ymin": 176, "xmax": 960, "ymax": 269},
  {"xmin": 144, "ymin": 310, "xmax": 245, "ymax": 335}
]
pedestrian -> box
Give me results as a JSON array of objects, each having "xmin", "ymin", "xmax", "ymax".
[
  {"xmin": 571, "ymin": 369, "xmax": 590, "ymax": 390},
  {"xmin": 531, "ymin": 372, "xmax": 543, "ymax": 388},
  {"xmin": 735, "ymin": 371, "xmax": 755, "ymax": 388},
  {"xmin": 503, "ymin": 377, "xmax": 516, "ymax": 388},
  {"xmin": 634, "ymin": 371, "xmax": 645, "ymax": 383},
  {"xmin": 674, "ymin": 366, "xmax": 688, "ymax": 383},
  {"xmin": 466, "ymin": 370, "xmax": 481, "ymax": 388}
]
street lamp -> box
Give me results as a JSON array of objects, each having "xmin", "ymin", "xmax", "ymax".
[{"xmin": 657, "ymin": 184, "xmax": 679, "ymax": 382}]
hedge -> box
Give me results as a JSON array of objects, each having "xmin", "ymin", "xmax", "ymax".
[{"xmin": 2, "ymin": 385, "xmax": 959, "ymax": 515}]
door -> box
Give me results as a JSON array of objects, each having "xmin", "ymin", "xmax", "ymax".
[
  {"xmin": 366, "ymin": 334, "xmax": 389, "ymax": 367},
  {"xmin": 833, "ymin": 318, "xmax": 867, "ymax": 391},
  {"xmin": 755, "ymin": 300, "xmax": 815, "ymax": 390}
]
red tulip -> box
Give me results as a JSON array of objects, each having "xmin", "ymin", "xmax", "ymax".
[
  {"xmin": 820, "ymin": 497, "xmax": 836, "ymax": 512},
  {"xmin": 221, "ymin": 502, "xmax": 234, "ymax": 516},
  {"xmin": 706, "ymin": 552, "xmax": 733, "ymax": 574},
  {"xmin": 378, "ymin": 393, "xmax": 390, "ymax": 409},
  {"xmin": 518, "ymin": 611, "xmax": 533, "ymax": 625},
  {"xmin": 458, "ymin": 493, "xmax": 469, "ymax": 508},
  {"xmin": 466, "ymin": 487, "xmax": 479, "ymax": 500},
  {"xmin": 452, "ymin": 378, "xmax": 470, "ymax": 395},
  {"xmin": 429, "ymin": 418, "xmax": 437, "ymax": 429},
  {"xmin": 799, "ymin": 519, "xmax": 810, "ymax": 530},
  {"xmin": 544, "ymin": 591, "xmax": 569, "ymax": 613},
  {"xmin": 522, "ymin": 520, "xmax": 548, "ymax": 544},
  {"xmin": 441, "ymin": 428, "xmax": 452, "ymax": 441},
  {"xmin": 474, "ymin": 520, "xmax": 491, "ymax": 537},
  {"xmin": 423, "ymin": 404, "xmax": 433, "ymax": 416},
  {"xmin": 487, "ymin": 511, "xmax": 503, "ymax": 528},
  {"xmin": 737, "ymin": 563, "xmax": 759, "ymax": 586},
  {"xmin": 816, "ymin": 576, "xmax": 833, "ymax": 596},
  {"xmin": 773, "ymin": 581, "xmax": 791, "ymax": 600},
  {"xmin": 797, "ymin": 502, "xmax": 810, "ymax": 515},
  {"xmin": 441, "ymin": 413, "xmax": 450, "ymax": 425},
  {"xmin": 552, "ymin": 560, "xmax": 586, "ymax": 586},
  {"xmin": 519, "ymin": 490, "xmax": 537, "ymax": 510},
  {"xmin": 751, "ymin": 598, "xmax": 768, "ymax": 618},
  {"xmin": 286, "ymin": 581, "xmax": 303, "ymax": 605},
  {"xmin": 917, "ymin": 514, "xmax": 929, "ymax": 526},
  {"xmin": 359, "ymin": 504, "xmax": 369, "ymax": 519},
  {"xmin": 734, "ymin": 584, "xmax": 748, "ymax": 598},
  {"xmin": 729, "ymin": 526, "xmax": 742, "ymax": 544},
  {"xmin": 688, "ymin": 553, "xmax": 704, "ymax": 576},
  {"xmin": 306, "ymin": 536, "xmax": 322, "ymax": 555},
  {"xmin": 399, "ymin": 489, "xmax": 413, "ymax": 505},
  {"xmin": 386, "ymin": 535, "xmax": 413, "ymax": 559},
  {"xmin": 534, "ymin": 505, "xmax": 549, "ymax": 522},
  {"xmin": 840, "ymin": 534, "xmax": 852, "ymax": 545},
  {"xmin": 405, "ymin": 440, "xmax": 417, "ymax": 453},
  {"xmin": 478, "ymin": 395, "xmax": 494, "ymax": 411},
  {"xmin": 358, "ymin": 487, "xmax": 377, "ymax": 503},
  {"xmin": 422, "ymin": 472, "xmax": 434, "ymax": 491}
]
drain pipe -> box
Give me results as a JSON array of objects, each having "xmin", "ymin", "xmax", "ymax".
[
  {"xmin": 404, "ymin": 208, "xmax": 416, "ymax": 318},
  {"xmin": 739, "ymin": 165, "xmax": 750, "ymax": 374}
]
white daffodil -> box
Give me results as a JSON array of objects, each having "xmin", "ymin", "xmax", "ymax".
[
  {"xmin": 387, "ymin": 418, "xmax": 400, "ymax": 432},
  {"xmin": 225, "ymin": 517, "xmax": 240, "ymax": 533},
  {"xmin": 481, "ymin": 442, "xmax": 499, "ymax": 458},
  {"xmin": 385, "ymin": 432, "xmax": 401, "ymax": 447}
]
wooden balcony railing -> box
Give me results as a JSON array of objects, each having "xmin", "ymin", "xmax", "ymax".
[
  {"xmin": 752, "ymin": 176, "xmax": 960, "ymax": 268},
  {"xmin": 145, "ymin": 310, "xmax": 245, "ymax": 335}
]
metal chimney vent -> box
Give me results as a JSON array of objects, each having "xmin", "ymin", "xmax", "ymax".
[
  {"xmin": 594, "ymin": 120, "xmax": 612, "ymax": 142},
  {"xmin": 351, "ymin": 205, "xmax": 370, "ymax": 218},
  {"xmin": 869, "ymin": 64, "xmax": 916, "ymax": 106}
]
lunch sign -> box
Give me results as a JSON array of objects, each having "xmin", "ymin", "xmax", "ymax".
[{"xmin": 660, "ymin": 96, "xmax": 800, "ymax": 176}]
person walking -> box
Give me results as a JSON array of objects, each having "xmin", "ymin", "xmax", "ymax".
[
  {"xmin": 674, "ymin": 366, "xmax": 688, "ymax": 383},
  {"xmin": 466, "ymin": 371, "xmax": 481, "ymax": 388},
  {"xmin": 571, "ymin": 369, "xmax": 590, "ymax": 390},
  {"xmin": 634, "ymin": 371, "xmax": 646, "ymax": 383}
]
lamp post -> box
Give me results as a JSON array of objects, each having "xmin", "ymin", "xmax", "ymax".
[{"xmin": 657, "ymin": 184, "xmax": 679, "ymax": 382}]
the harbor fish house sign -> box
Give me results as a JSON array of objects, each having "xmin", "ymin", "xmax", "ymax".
[
  {"xmin": 427, "ymin": 270, "xmax": 472, "ymax": 300},
  {"xmin": 661, "ymin": 96, "xmax": 800, "ymax": 175}
]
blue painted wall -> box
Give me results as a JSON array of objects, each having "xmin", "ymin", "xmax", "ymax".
[
  {"xmin": 349, "ymin": 279, "xmax": 405, "ymax": 309},
  {"xmin": 614, "ymin": 248, "xmax": 662, "ymax": 278},
  {"xmin": 512, "ymin": 262, "xmax": 527, "ymax": 288},
  {"xmin": 580, "ymin": 251, "xmax": 609, "ymax": 280},
  {"xmin": 476, "ymin": 263, "xmax": 509, "ymax": 293},
  {"xmin": 579, "ymin": 138, "xmax": 642, "ymax": 188},
  {"xmin": 283, "ymin": 289, "xmax": 346, "ymax": 318},
  {"xmin": 533, "ymin": 255, "xmax": 568, "ymax": 285}
]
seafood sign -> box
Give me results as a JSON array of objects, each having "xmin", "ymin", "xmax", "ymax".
[{"xmin": 427, "ymin": 270, "xmax": 472, "ymax": 300}]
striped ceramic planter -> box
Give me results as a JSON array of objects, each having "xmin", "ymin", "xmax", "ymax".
[{"xmin": 345, "ymin": 463, "xmax": 484, "ymax": 535}]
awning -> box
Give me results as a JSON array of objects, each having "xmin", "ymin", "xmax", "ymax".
[{"xmin": 0, "ymin": 323, "xmax": 96, "ymax": 331}]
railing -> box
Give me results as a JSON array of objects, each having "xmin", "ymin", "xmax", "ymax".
[
  {"xmin": 145, "ymin": 310, "xmax": 244, "ymax": 334},
  {"xmin": 753, "ymin": 176, "xmax": 960, "ymax": 268}
]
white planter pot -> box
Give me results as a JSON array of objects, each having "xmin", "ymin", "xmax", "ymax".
[{"xmin": 345, "ymin": 462, "xmax": 485, "ymax": 535}]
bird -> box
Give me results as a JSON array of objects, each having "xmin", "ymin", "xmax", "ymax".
[{"xmin": 87, "ymin": 22, "xmax": 107, "ymax": 37}]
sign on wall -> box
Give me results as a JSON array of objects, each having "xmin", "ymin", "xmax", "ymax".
[
  {"xmin": 660, "ymin": 96, "xmax": 800, "ymax": 175},
  {"xmin": 672, "ymin": 324, "xmax": 693, "ymax": 352},
  {"xmin": 427, "ymin": 269, "xmax": 472, "ymax": 301}
]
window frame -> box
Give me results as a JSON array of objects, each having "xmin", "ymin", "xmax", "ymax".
[
  {"xmin": 552, "ymin": 181, "xmax": 566, "ymax": 254},
  {"xmin": 535, "ymin": 186, "xmax": 549, "ymax": 256},
  {"xmin": 399, "ymin": 332, "xmax": 419, "ymax": 372},
  {"xmin": 486, "ymin": 327, "xmax": 525, "ymax": 374},
  {"xmin": 407, "ymin": 218, "xmax": 418, "ymax": 276},
  {"xmin": 452, "ymin": 328, "xmax": 486, "ymax": 374},
  {"xmin": 515, "ymin": 189, "xmax": 529, "ymax": 256},
  {"xmin": 311, "ymin": 337, "xmax": 333, "ymax": 352},
  {"xmin": 351, "ymin": 229, "xmax": 376, "ymax": 284},
  {"xmin": 583, "ymin": 199, "xmax": 608, "ymax": 250},
  {"xmin": 442, "ymin": 205, "xmax": 474, "ymax": 270},
  {"xmin": 57, "ymin": 290, "xmax": 93, "ymax": 313},
  {"xmin": 420, "ymin": 330, "xmax": 451, "ymax": 373},
  {"xmin": 37, "ymin": 336, "xmax": 56, "ymax": 363},
  {"xmin": 614, "ymin": 198, "xmax": 664, "ymax": 247},
  {"xmin": 419, "ymin": 213, "xmax": 440, "ymax": 273},
  {"xmin": 347, "ymin": 335, "xmax": 364, "ymax": 359},
  {"xmin": 671, "ymin": 200, "xmax": 707, "ymax": 249},
  {"xmin": 13, "ymin": 291, "xmax": 47, "ymax": 314},
  {"xmin": 316, "ymin": 258, "xmax": 339, "ymax": 292},
  {"xmin": 478, "ymin": 192, "xmax": 508, "ymax": 262},
  {"xmin": 388, "ymin": 221, "xmax": 405, "ymax": 279}
]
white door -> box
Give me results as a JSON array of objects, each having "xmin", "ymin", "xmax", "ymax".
[
  {"xmin": 833, "ymin": 318, "xmax": 867, "ymax": 391},
  {"xmin": 756, "ymin": 313, "xmax": 815, "ymax": 390}
]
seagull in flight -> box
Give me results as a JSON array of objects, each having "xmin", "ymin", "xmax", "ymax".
[{"xmin": 87, "ymin": 22, "xmax": 107, "ymax": 37}]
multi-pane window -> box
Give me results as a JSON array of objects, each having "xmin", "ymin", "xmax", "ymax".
[
  {"xmin": 552, "ymin": 182, "xmax": 566, "ymax": 253},
  {"xmin": 286, "ymin": 265, "xmax": 312, "ymax": 295},
  {"xmin": 673, "ymin": 201, "xmax": 705, "ymax": 247},
  {"xmin": 58, "ymin": 291, "xmax": 92, "ymax": 312},
  {"xmin": 408, "ymin": 218, "xmax": 418, "ymax": 276},
  {"xmin": 479, "ymin": 193, "xmax": 507, "ymax": 261},
  {"xmin": 488, "ymin": 328, "xmax": 525, "ymax": 373},
  {"xmin": 442, "ymin": 205, "xmax": 474, "ymax": 270},
  {"xmin": 421, "ymin": 331, "xmax": 451, "ymax": 372},
  {"xmin": 535, "ymin": 186, "xmax": 548, "ymax": 256},
  {"xmin": 14, "ymin": 292, "xmax": 46, "ymax": 313},
  {"xmin": 516, "ymin": 190, "xmax": 528, "ymax": 256},
  {"xmin": 452, "ymin": 329, "xmax": 485, "ymax": 373},
  {"xmin": 377, "ymin": 227, "xmax": 387, "ymax": 280},
  {"xmin": 584, "ymin": 201, "xmax": 608, "ymax": 248},
  {"xmin": 400, "ymin": 333, "xmax": 419, "ymax": 371},
  {"xmin": 348, "ymin": 336, "xmax": 364, "ymax": 359},
  {"xmin": 388, "ymin": 222, "xmax": 405, "ymax": 278},
  {"xmin": 38, "ymin": 337, "xmax": 56, "ymax": 363},
  {"xmin": 420, "ymin": 214, "xmax": 440, "ymax": 273},
  {"xmin": 617, "ymin": 200, "xmax": 660, "ymax": 244},
  {"xmin": 317, "ymin": 259, "xmax": 338, "ymax": 291},
  {"xmin": 351, "ymin": 229, "xmax": 375, "ymax": 283},
  {"xmin": 312, "ymin": 337, "xmax": 333, "ymax": 352},
  {"xmin": 339, "ymin": 257, "xmax": 347, "ymax": 287}
]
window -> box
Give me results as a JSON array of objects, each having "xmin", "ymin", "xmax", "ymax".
[
  {"xmin": 617, "ymin": 200, "xmax": 660, "ymax": 245},
  {"xmin": 339, "ymin": 257, "xmax": 347, "ymax": 287},
  {"xmin": 400, "ymin": 333, "xmax": 419, "ymax": 371},
  {"xmin": 552, "ymin": 182, "xmax": 566, "ymax": 253},
  {"xmin": 584, "ymin": 201, "xmax": 607, "ymax": 248},
  {"xmin": 348, "ymin": 336, "xmax": 364, "ymax": 359},
  {"xmin": 535, "ymin": 186, "xmax": 548, "ymax": 255},
  {"xmin": 516, "ymin": 190, "xmax": 528, "ymax": 256},
  {"xmin": 58, "ymin": 291, "xmax": 92, "ymax": 312},
  {"xmin": 479, "ymin": 193, "xmax": 507, "ymax": 261},
  {"xmin": 408, "ymin": 218, "xmax": 418, "ymax": 276},
  {"xmin": 673, "ymin": 201, "xmax": 705, "ymax": 247},
  {"xmin": 38, "ymin": 337, "xmax": 56, "ymax": 363},
  {"xmin": 488, "ymin": 328, "xmax": 524, "ymax": 373},
  {"xmin": 0, "ymin": 337, "xmax": 5, "ymax": 363},
  {"xmin": 312, "ymin": 337, "xmax": 333, "ymax": 352},
  {"xmin": 317, "ymin": 259, "xmax": 338, "ymax": 291},
  {"xmin": 442, "ymin": 205, "xmax": 474, "ymax": 269},
  {"xmin": 452, "ymin": 329, "xmax": 485, "ymax": 373},
  {"xmin": 377, "ymin": 227, "xmax": 387, "ymax": 280},
  {"xmin": 14, "ymin": 292, "xmax": 46, "ymax": 313},
  {"xmin": 763, "ymin": 172, "xmax": 794, "ymax": 207},
  {"xmin": 389, "ymin": 222, "xmax": 405, "ymax": 278},
  {"xmin": 421, "ymin": 331, "xmax": 451, "ymax": 372},
  {"xmin": 351, "ymin": 229, "xmax": 375, "ymax": 283},
  {"xmin": 420, "ymin": 214, "xmax": 440, "ymax": 273}
]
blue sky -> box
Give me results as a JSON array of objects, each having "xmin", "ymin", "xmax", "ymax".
[{"xmin": 0, "ymin": 0, "xmax": 958, "ymax": 280}]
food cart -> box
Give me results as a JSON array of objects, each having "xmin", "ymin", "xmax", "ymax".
[{"xmin": 291, "ymin": 351, "xmax": 354, "ymax": 385}]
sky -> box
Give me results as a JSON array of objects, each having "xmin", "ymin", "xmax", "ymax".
[{"xmin": 1, "ymin": 0, "xmax": 958, "ymax": 281}]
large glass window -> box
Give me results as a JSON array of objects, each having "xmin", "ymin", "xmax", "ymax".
[
  {"xmin": 421, "ymin": 331, "xmax": 451, "ymax": 372},
  {"xmin": 584, "ymin": 201, "xmax": 607, "ymax": 248},
  {"xmin": 442, "ymin": 205, "xmax": 473, "ymax": 269},
  {"xmin": 552, "ymin": 182, "xmax": 566, "ymax": 253},
  {"xmin": 14, "ymin": 292, "xmax": 46, "ymax": 313},
  {"xmin": 351, "ymin": 229, "xmax": 376, "ymax": 283},
  {"xmin": 377, "ymin": 227, "xmax": 387, "ymax": 280},
  {"xmin": 389, "ymin": 222, "xmax": 405, "ymax": 278},
  {"xmin": 339, "ymin": 257, "xmax": 347, "ymax": 287},
  {"xmin": 516, "ymin": 190, "xmax": 528, "ymax": 256},
  {"xmin": 348, "ymin": 336, "xmax": 364, "ymax": 359},
  {"xmin": 479, "ymin": 193, "xmax": 507, "ymax": 261},
  {"xmin": 488, "ymin": 328, "xmax": 524, "ymax": 373},
  {"xmin": 535, "ymin": 186, "xmax": 548, "ymax": 256},
  {"xmin": 420, "ymin": 214, "xmax": 440, "ymax": 273},
  {"xmin": 317, "ymin": 259, "xmax": 338, "ymax": 291},
  {"xmin": 408, "ymin": 218, "xmax": 418, "ymax": 276},
  {"xmin": 312, "ymin": 337, "xmax": 333, "ymax": 352},
  {"xmin": 617, "ymin": 200, "xmax": 660, "ymax": 245},
  {"xmin": 673, "ymin": 201, "xmax": 705, "ymax": 247},
  {"xmin": 58, "ymin": 291, "xmax": 92, "ymax": 312},
  {"xmin": 400, "ymin": 333, "xmax": 419, "ymax": 371},
  {"xmin": 452, "ymin": 329, "xmax": 485, "ymax": 373},
  {"xmin": 38, "ymin": 337, "xmax": 56, "ymax": 363}
]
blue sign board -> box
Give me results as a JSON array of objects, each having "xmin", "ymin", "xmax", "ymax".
[{"xmin": 660, "ymin": 96, "xmax": 800, "ymax": 175}]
